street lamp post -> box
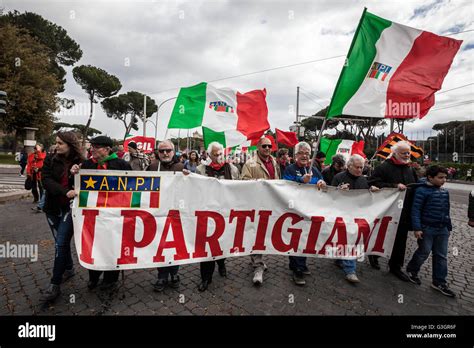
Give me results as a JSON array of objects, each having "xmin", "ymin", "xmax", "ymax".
[{"xmin": 153, "ymin": 97, "xmax": 178, "ymax": 141}]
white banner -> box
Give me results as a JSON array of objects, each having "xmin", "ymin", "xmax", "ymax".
[{"xmin": 72, "ymin": 170, "xmax": 405, "ymax": 271}]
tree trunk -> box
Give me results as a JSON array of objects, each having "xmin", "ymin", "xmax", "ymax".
[
  {"xmin": 122, "ymin": 118, "xmax": 129, "ymax": 142},
  {"xmin": 82, "ymin": 91, "xmax": 95, "ymax": 147}
]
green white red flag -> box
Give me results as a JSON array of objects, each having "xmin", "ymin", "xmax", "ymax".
[
  {"xmin": 167, "ymin": 82, "xmax": 269, "ymax": 148},
  {"xmin": 326, "ymin": 10, "xmax": 462, "ymax": 119}
]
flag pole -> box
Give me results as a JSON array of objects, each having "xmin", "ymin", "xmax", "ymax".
[{"xmin": 311, "ymin": 7, "xmax": 368, "ymax": 166}]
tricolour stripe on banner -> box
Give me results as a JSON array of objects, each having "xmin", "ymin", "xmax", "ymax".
[
  {"xmin": 79, "ymin": 191, "xmax": 89, "ymax": 207},
  {"xmin": 131, "ymin": 192, "xmax": 141, "ymax": 208},
  {"xmin": 79, "ymin": 190, "xmax": 99, "ymax": 208},
  {"xmin": 150, "ymin": 192, "xmax": 160, "ymax": 208}
]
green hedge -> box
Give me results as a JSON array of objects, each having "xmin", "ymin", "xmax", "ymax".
[
  {"xmin": 431, "ymin": 162, "xmax": 473, "ymax": 179},
  {"xmin": 0, "ymin": 153, "xmax": 17, "ymax": 165}
]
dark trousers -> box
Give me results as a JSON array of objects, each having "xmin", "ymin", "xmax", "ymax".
[
  {"xmin": 31, "ymin": 174, "xmax": 43, "ymax": 202},
  {"xmin": 388, "ymin": 223, "xmax": 410, "ymax": 271},
  {"xmin": 46, "ymin": 209, "xmax": 74, "ymax": 285},
  {"xmin": 157, "ymin": 266, "xmax": 179, "ymax": 280},
  {"xmin": 20, "ymin": 163, "xmax": 26, "ymax": 175},
  {"xmin": 89, "ymin": 270, "xmax": 120, "ymax": 284},
  {"xmin": 289, "ymin": 256, "xmax": 307, "ymax": 272},
  {"xmin": 200, "ymin": 258, "xmax": 226, "ymax": 281}
]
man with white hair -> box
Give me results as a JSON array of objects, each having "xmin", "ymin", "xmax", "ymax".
[
  {"xmin": 195, "ymin": 141, "xmax": 239, "ymax": 292},
  {"xmin": 283, "ymin": 141, "xmax": 326, "ymax": 286},
  {"xmin": 147, "ymin": 140, "xmax": 184, "ymax": 292},
  {"xmin": 331, "ymin": 154, "xmax": 380, "ymax": 283},
  {"xmin": 368, "ymin": 140, "xmax": 418, "ymax": 281}
]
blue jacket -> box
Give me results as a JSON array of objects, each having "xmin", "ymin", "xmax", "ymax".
[
  {"xmin": 283, "ymin": 163, "xmax": 323, "ymax": 185},
  {"xmin": 411, "ymin": 177, "xmax": 452, "ymax": 231}
]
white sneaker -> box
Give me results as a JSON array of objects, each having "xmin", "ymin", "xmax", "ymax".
[
  {"xmin": 345, "ymin": 273, "xmax": 360, "ymax": 283},
  {"xmin": 253, "ymin": 269, "xmax": 264, "ymax": 285}
]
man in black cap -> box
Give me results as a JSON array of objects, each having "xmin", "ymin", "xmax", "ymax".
[
  {"xmin": 71, "ymin": 135, "xmax": 131, "ymax": 291},
  {"xmin": 126, "ymin": 141, "xmax": 150, "ymax": 171}
]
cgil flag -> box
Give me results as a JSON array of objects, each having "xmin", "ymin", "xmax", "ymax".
[
  {"xmin": 320, "ymin": 138, "xmax": 366, "ymax": 165},
  {"xmin": 375, "ymin": 132, "xmax": 423, "ymax": 160},
  {"xmin": 167, "ymin": 82, "xmax": 270, "ymax": 148},
  {"xmin": 326, "ymin": 10, "xmax": 462, "ymax": 119}
]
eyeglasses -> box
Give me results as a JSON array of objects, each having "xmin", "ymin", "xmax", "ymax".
[
  {"xmin": 399, "ymin": 151, "xmax": 411, "ymax": 155},
  {"xmin": 210, "ymin": 152, "xmax": 223, "ymax": 157},
  {"xmin": 158, "ymin": 149, "xmax": 173, "ymax": 154},
  {"xmin": 91, "ymin": 144, "xmax": 106, "ymax": 149},
  {"xmin": 261, "ymin": 144, "xmax": 272, "ymax": 149},
  {"xmin": 297, "ymin": 152, "xmax": 310, "ymax": 156}
]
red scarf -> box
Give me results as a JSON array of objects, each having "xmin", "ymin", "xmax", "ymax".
[
  {"xmin": 390, "ymin": 156, "xmax": 409, "ymax": 166},
  {"xmin": 91, "ymin": 157, "xmax": 107, "ymax": 170},
  {"xmin": 209, "ymin": 161, "xmax": 225, "ymax": 171}
]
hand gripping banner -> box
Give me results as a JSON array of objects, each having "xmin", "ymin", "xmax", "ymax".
[{"xmin": 72, "ymin": 170, "xmax": 405, "ymax": 271}]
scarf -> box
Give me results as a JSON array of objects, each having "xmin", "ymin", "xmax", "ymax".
[
  {"xmin": 91, "ymin": 152, "xmax": 118, "ymax": 169},
  {"xmin": 206, "ymin": 162, "xmax": 233, "ymax": 179},
  {"xmin": 390, "ymin": 156, "xmax": 409, "ymax": 166}
]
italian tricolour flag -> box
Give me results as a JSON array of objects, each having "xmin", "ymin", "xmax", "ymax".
[
  {"xmin": 167, "ymin": 82, "xmax": 269, "ymax": 148},
  {"xmin": 320, "ymin": 138, "xmax": 366, "ymax": 166},
  {"xmin": 326, "ymin": 10, "xmax": 462, "ymax": 119}
]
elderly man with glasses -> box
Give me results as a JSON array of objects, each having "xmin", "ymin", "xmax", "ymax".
[
  {"xmin": 283, "ymin": 141, "xmax": 326, "ymax": 286},
  {"xmin": 368, "ymin": 141, "xmax": 418, "ymax": 282},
  {"xmin": 147, "ymin": 140, "xmax": 185, "ymax": 292}
]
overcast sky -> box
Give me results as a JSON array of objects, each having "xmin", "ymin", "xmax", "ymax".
[{"xmin": 4, "ymin": 0, "xmax": 473, "ymax": 142}]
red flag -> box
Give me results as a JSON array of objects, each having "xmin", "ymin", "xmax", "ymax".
[
  {"xmin": 351, "ymin": 140, "xmax": 366, "ymax": 158},
  {"xmin": 276, "ymin": 128, "xmax": 298, "ymax": 147}
]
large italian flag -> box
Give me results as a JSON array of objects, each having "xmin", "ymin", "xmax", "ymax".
[
  {"xmin": 326, "ymin": 10, "xmax": 462, "ymax": 119},
  {"xmin": 167, "ymin": 82, "xmax": 269, "ymax": 148}
]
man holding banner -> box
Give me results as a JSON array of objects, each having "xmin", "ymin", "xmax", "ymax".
[
  {"xmin": 147, "ymin": 140, "xmax": 184, "ymax": 292},
  {"xmin": 76, "ymin": 136, "xmax": 132, "ymax": 291},
  {"xmin": 283, "ymin": 141, "xmax": 326, "ymax": 286},
  {"xmin": 241, "ymin": 136, "xmax": 281, "ymax": 285},
  {"xmin": 368, "ymin": 141, "xmax": 418, "ymax": 281}
]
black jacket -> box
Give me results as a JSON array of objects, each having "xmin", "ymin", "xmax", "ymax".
[
  {"xmin": 147, "ymin": 158, "xmax": 184, "ymax": 172},
  {"xmin": 331, "ymin": 171, "xmax": 369, "ymax": 189},
  {"xmin": 42, "ymin": 154, "xmax": 82, "ymax": 214},
  {"xmin": 81, "ymin": 158, "xmax": 132, "ymax": 171},
  {"xmin": 322, "ymin": 165, "xmax": 342, "ymax": 185},
  {"xmin": 368, "ymin": 158, "xmax": 418, "ymax": 227}
]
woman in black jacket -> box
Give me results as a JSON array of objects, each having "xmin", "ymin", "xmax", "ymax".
[{"xmin": 41, "ymin": 132, "xmax": 84, "ymax": 302}]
